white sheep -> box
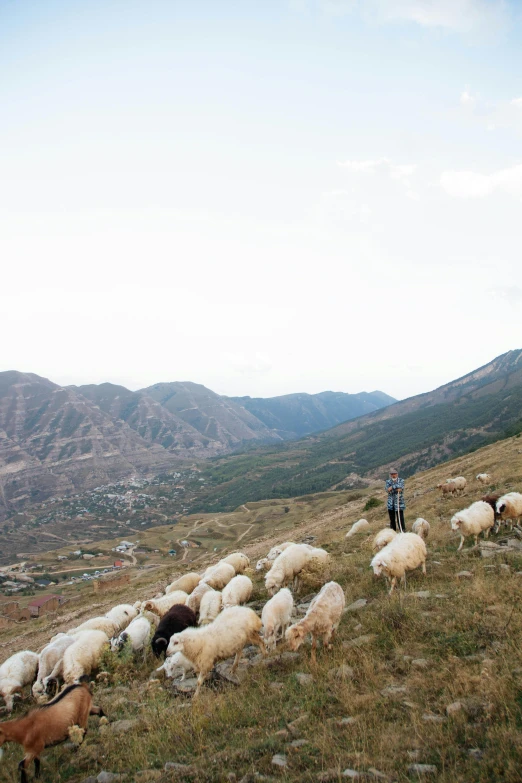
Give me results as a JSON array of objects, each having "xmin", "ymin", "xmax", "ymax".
[
  {"xmin": 219, "ymin": 553, "xmax": 250, "ymax": 574},
  {"xmin": 186, "ymin": 582, "xmax": 214, "ymax": 616},
  {"xmin": 201, "ymin": 562, "xmax": 235, "ymax": 590},
  {"xmin": 104, "ymin": 604, "xmax": 138, "ymax": 631},
  {"xmin": 371, "ymin": 532, "xmax": 427, "ymax": 594},
  {"xmin": 68, "ymin": 617, "xmax": 118, "ymax": 638},
  {"xmin": 411, "ymin": 518, "xmax": 430, "ymax": 540},
  {"xmin": 261, "ymin": 588, "xmax": 294, "ymax": 652},
  {"xmin": 222, "ymin": 575, "xmax": 253, "ymax": 608},
  {"xmin": 372, "ymin": 528, "xmax": 397, "ymax": 553},
  {"xmin": 285, "ymin": 582, "xmax": 345, "ymax": 662},
  {"xmin": 345, "ymin": 519, "xmax": 370, "ymax": 538},
  {"xmin": 165, "ymin": 572, "xmax": 201, "ymax": 595},
  {"xmin": 496, "ymin": 492, "xmax": 522, "ymax": 530},
  {"xmin": 156, "ymin": 651, "xmax": 195, "ymax": 681},
  {"xmin": 267, "ymin": 542, "xmax": 295, "ymax": 561},
  {"xmin": 110, "ymin": 615, "xmax": 151, "ymax": 654},
  {"xmin": 449, "ymin": 476, "xmax": 467, "ymax": 494},
  {"xmin": 255, "ymin": 558, "xmax": 270, "ymax": 572},
  {"xmin": 167, "ymin": 606, "xmax": 265, "ymax": 697},
  {"xmin": 450, "ymin": 500, "xmax": 495, "ymax": 551},
  {"xmin": 198, "ymin": 590, "xmax": 222, "ymax": 626},
  {"xmin": 142, "ymin": 590, "xmax": 188, "ymax": 617},
  {"xmin": 62, "ymin": 630, "xmax": 109, "ymax": 684},
  {"xmin": 0, "ymin": 651, "xmax": 39, "ymax": 712},
  {"xmin": 265, "ymin": 544, "xmax": 314, "ymax": 596},
  {"xmin": 476, "ymin": 473, "xmax": 492, "ymax": 485},
  {"xmin": 32, "ymin": 635, "xmax": 75, "ymax": 703}
]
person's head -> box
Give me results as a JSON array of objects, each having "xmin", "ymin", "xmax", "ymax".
[{"xmin": 389, "ymin": 469, "xmax": 398, "ymax": 478}]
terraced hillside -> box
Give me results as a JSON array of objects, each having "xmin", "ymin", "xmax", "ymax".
[{"xmin": 1, "ymin": 434, "xmax": 522, "ymax": 782}]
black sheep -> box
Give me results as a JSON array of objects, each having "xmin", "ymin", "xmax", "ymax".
[{"xmin": 151, "ymin": 604, "xmax": 197, "ymax": 658}]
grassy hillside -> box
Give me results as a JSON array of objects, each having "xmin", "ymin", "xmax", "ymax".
[
  {"xmin": 1, "ymin": 435, "xmax": 522, "ymax": 782},
  {"xmin": 187, "ymin": 370, "xmax": 522, "ymax": 513}
]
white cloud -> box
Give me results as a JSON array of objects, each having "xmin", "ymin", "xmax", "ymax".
[
  {"xmin": 337, "ymin": 157, "xmax": 415, "ymax": 181},
  {"xmin": 460, "ymin": 89, "xmax": 478, "ymax": 108},
  {"xmin": 490, "ymin": 285, "xmax": 522, "ymax": 307},
  {"xmin": 367, "ymin": 0, "xmax": 508, "ymax": 34},
  {"xmin": 312, "ymin": 0, "xmax": 509, "ymax": 34},
  {"xmin": 337, "ymin": 157, "xmax": 419, "ymax": 198},
  {"xmin": 440, "ymin": 163, "xmax": 522, "ymax": 198}
]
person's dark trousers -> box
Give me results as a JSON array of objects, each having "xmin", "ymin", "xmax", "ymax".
[{"xmin": 388, "ymin": 508, "xmax": 405, "ymax": 532}]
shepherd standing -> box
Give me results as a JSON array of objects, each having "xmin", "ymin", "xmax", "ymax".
[{"xmin": 385, "ymin": 468, "xmax": 405, "ymax": 533}]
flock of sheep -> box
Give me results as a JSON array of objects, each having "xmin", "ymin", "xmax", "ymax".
[{"xmin": 1, "ymin": 475, "xmax": 522, "ymax": 781}]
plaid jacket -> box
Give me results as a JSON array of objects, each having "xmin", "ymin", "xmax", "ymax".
[{"xmin": 385, "ymin": 477, "xmax": 405, "ymax": 510}]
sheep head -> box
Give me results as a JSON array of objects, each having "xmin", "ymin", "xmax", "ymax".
[
  {"xmin": 451, "ymin": 516, "xmax": 462, "ymax": 531},
  {"xmin": 371, "ymin": 558, "xmax": 387, "ymax": 576},
  {"xmin": 285, "ymin": 625, "xmax": 306, "ymax": 651}
]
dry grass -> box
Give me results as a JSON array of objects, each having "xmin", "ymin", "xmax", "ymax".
[{"xmin": 1, "ymin": 436, "xmax": 522, "ymax": 781}]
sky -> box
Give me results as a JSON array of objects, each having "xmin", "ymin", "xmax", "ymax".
[{"xmin": 1, "ymin": 0, "xmax": 522, "ymax": 401}]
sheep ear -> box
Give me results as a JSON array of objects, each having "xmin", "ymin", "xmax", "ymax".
[
  {"xmin": 156, "ymin": 663, "xmax": 165, "ymax": 672},
  {"xmin": 381, "ymin": 560, "xmax": 388, "ymax": 568}
]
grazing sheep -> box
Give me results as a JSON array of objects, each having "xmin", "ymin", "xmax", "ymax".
[
  {"xmin": 0, "ymin": 652, "xmax": 39, "ymax": 713},
  {"xmin": 222, "ymin": 575, "xmax": 253, "ymax": 608},
  {"xmin": 265, "ymin": 544, "xmax": 314, "ymax": 596},
  {"xmin": 198, "ymin": 590, "xmax": 222, "ymax": 626},
  {"xmin": 437, "ymin": 481, "xmax": 457, "ymax": 496},
  {"xmin": 451, "ymin": 500, "xmax": 495, "ymax": 551},
  {"xmin": 411, "ymin": 518, "xmax": 430, "ymax": 540},
  {"xmin": 285, "ymin": 582, "xmax": 345, "ymax": 662},
  {"xmin": 165, "ymin": 572, "xmax": 201, "ymax": 595},
  {"xmin": 256, "ymin": 558, "xmax": 270, "ymax": 572},
  {"xmin": 32, "ymin": 636, "xmax": 75, "ymax": 704},
  {"xmin": 267, "ymin": 542, "xmax": 295, "ymax": 561},
  {"xmin": 186, "ymin": 582, "xmax": 213, "ymax": 616},
  {"xmin": 0, "ymin": 681, "xmax": 104, "ymax": 783},
  {"xmin": 372, "ymin": 528, "xmax": 397, "ymax": 553},
  {"xmin": 142, "ymin": 591, "xmax": 188, "ymax": 617},
  {"xmin": 201, "ymin": 562, "xmax": 235, "ymax": 590},
  {"xmin": 496, "ymin": 492, "xmax": 522, "ymax": 530},
  {"xmin": 167, "ymin": 606, "xmax": 265, "ymax": 697},
  {"xmin": 345, "ymin": 519, "xmax": 370, "ymax": 538},
  {"xmin": 261, "ymin": 588, "xmax": 294, "ymax": 652},
  {"xmin": 156, "ymin": 651, "xmax": 195, "ymax": 681},
  {"xmin": 68, "ymin": 617, "xmax": 118, "ymax": 638},
  {"xmin": 110, "ymin": 616, "xmax": 151, "ymax": 654},
  {"xmin": 62, "ymin": 630, "xmax": 109, "ymax": 685},
  {"xmin": 476, "ymin": 473, "xmax": 492, "ymax": 485},
  {"xmin": 104, "ymin": 604, "xmax": 137, "ymax": 631},
  {"xmin": 150, "ymin": 604, "xmax": 197, "ymax": 658},
  {"xmin": 219, "ymin": 553, "xmax": 250, "ymax": 574},
  {"xmin": 449, "ymin": 476, "xmax": 467, "ymax": 494},
  {"xmin": 371, "ymin": 532, "xmax": 427, "ymax": 594}
]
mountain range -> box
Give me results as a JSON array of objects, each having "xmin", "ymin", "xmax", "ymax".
[
  {"xmin": 0, "ymin": 373, "xmax": 393, "ymax": 521},
  {"xmin": 188, "ymin": 349, "xmax": 522, "ymax": 512}
]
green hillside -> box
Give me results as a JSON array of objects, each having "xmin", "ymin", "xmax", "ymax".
[{"xmin": 188, "ymin": 352, "xmax": 522, "ymax": 513}]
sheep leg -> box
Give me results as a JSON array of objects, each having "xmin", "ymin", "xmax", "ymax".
[
  {"xmin": 193, "ymin": 671, "xmax": 207, "ymax": 698},
  {"xmin": 388, "ymin": 577, "xmax": 397, "ymax": 595},
  {"xmin": 422, "ymin": 561, "xmax": 426, "ymax": 576},
  {"xmin": 310, "ymin": 636, "xmax": 318, "ymax": 664},
  {"xmin": 457, "ymin": 536, "xmax": 464, "ymax": 552},
  {"xmin": 230, "ymin": 652, "xmax": 241, "ymax": 673},
  {"xmin": 484, "ymin": 528, "xmax": 490, "ymax": 539}
]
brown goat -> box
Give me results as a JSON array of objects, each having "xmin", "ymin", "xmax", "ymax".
[{"xmin": 0, "ymin": 681, "xmax": 104, "ymax": 783}]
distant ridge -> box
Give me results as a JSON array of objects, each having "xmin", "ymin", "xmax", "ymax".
[{"xmin": 228, "ymin": 389, "xmax": 396, "ymax": 439}]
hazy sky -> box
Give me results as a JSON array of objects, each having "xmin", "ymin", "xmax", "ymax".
[{"xmin": 2, "ymin": 0, "xmax": 521, "ymax": 400}]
